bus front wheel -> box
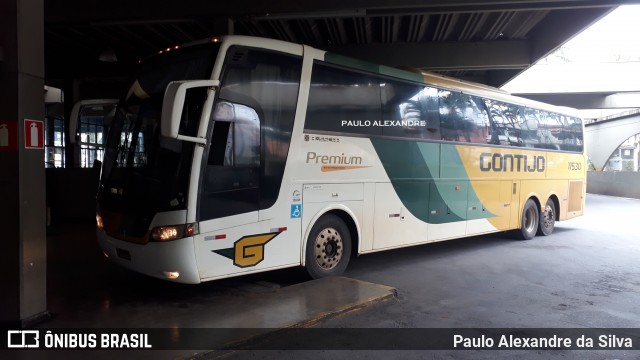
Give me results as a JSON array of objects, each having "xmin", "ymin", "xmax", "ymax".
[
  {"xmin": 537, "ymin": 198, "xmax": 556, "ymax": 236},
  {"xmin": 517, "ymin": 199, "xmax": 539, "ymax": 240},
  {"xmin": 305, "ymin": 214, "xmax": 352, "ymax": 279}
]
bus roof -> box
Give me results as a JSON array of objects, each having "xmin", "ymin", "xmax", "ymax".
[
  {"xmin": 321, "ymin": 51, "xmax": 581, "ymax": 118},
  {"xmin": 164, "ymin": 35, "xmax": 581, "ymax": 119}
]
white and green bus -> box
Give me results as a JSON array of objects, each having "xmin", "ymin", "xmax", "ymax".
[{"xmin": 74, "ymin": 35, "xmax": 586, "ymax": 284}]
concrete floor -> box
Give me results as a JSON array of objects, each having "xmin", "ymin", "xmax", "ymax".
[
  {"xmin": 4, "ymin": 194, "xmax": 640, "ymax": 359},
  {"xmin": 4, "ymin": 220, "xmax": 393, "ymax": 360},
  {"xmin": 208, "ymin": 194, "xmax": 640, "ymax": 359}
]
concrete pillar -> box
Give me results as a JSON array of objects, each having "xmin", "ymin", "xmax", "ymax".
[
  {"xmin": 0, "ymin": 0, "xmax": 48, "ymax": 327},
  {"xmin": 213, "ymin": 17, "xmax": 234, "ymax": 36}
]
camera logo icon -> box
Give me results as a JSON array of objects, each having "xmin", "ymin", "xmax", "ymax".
[{"xmin": 7, "ymin": 330, "xmax": 39, "ymax": 348}]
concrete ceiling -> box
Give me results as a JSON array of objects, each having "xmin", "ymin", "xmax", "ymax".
[{"xmin": 44, "ymin": 0, "xmax": 621, "ymax": 91}]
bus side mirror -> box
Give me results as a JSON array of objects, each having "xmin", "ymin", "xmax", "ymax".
[{"xmin": 161, "ymin": 80, "xmax": 220, "ymax": 144}]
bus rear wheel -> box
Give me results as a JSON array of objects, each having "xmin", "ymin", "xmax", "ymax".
[
  {"xmin": 305, "ymin": 214, "xmax": 351, "ymax": 279},
  {"xmin": 516, "ymin": 199, "xmax": 539, "ymax": 240},
  {"xmin": 537, "ymin": 198, "xmax": 556, "ymax": 236}
]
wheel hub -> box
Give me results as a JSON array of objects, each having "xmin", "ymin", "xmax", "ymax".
[
  {"xmin": 543, "ymin": 205, "xmax": 554, "ymax": 228},
  {"xmin": 314, "ymin": 227, "xmax": 343, "ymax": 270},
  {"xmin": 524, "ymin": 206, "xmax": 537, "ymax": 233}
]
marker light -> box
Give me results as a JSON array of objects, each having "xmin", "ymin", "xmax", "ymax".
[
  {"xmin": 96, "ymin": 213, "xmax": 104, "ymax": 230},
  {"xmin": 163, "ymin": 271, "xmax": 180, "ymax": 279},
  {"xmin": 150, "ymin": 223, "xmax": 199, "ymax": 242}
]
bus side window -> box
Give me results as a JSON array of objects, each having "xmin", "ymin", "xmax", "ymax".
[
  {"xmin": 485, "ymin": 99, "xmax": 523, "ymax": 147},
  {"xmin": 208, "ymin": 120, "xmax": 232, "ymax": 166},
  {"xmin": 217, "ymin": 46, "xmax": 302, "ymax": 212},
  {"xmin": 382, "ymin": 81, "xmax": 439, "ymax": 140},
  {"xmin": 522, "ymin": 108, "xmax": 562, "ymax": 150},
  {"xmin": 561, "ymin": 117, "xmax": 583, "ymax": 152},
  {"xmin": 460, "ymin": 95, "xmax": 488, "ymax": 144},
  {"xmin": 205, "ymin": 101, "xmax": 260, "ymax": 192},
  {"xmin": 199, "ymin": 101, "xmax": 261, "ymax": 220},
  {"xmin": 305, "ymin": 62, "xmax": 382, "ymax": 136},
  {"xmin": 438, "ymin": 91, "xmax": 484, "ymax": 143}
]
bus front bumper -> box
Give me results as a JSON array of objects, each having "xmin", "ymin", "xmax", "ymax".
[{"xmin": 97, "ymin": 230, "xmax": 201, "ymax": 284}]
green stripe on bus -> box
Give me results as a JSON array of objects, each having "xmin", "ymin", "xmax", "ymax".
[
  {"xmin": 324, "ymin": 53, "xmax": 424, "ymax": 83},
  {"xmin": 371, "ymin": 138, "xmax": 494, "ymax": 224},
  {"xmin": 324, "ymin": 53, "xmax": 380, "ymax": 73},
  {"xmin": 379, "ymin": 65, "xmax": 424, "ymax": 83}
]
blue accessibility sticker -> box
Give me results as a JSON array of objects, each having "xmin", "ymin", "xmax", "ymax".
[{"xmin": 290, "ymin": 204, "xmax": 302, "ymax": 218}]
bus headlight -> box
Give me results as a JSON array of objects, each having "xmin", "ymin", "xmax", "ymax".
[{"xmin": 150, "ymin": 223, "xmax": 198, "ymax": 242}]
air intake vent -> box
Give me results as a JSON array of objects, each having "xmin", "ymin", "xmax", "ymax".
[{"xmin": 230, "ymin": 50, "xmax": 247, "ymax": 63}]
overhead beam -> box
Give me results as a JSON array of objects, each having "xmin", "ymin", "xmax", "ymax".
[
  {"xmin": 496, "ymin": 6, "xmax": 614, "ymax": 89},
  {"xmin": 516, "ymin": 92, "xmax": 640, "ymax": 109},
  {"xmin": 485, "ymin": 69, "xmax": 523, "ymax": 88},
  {"xmin": 326, "ymin": 40, "xmax": 531, "ymax": 70},
  {"xmin": 259, "ymin": 0, "xmax": 625, "ymax": 20},
  {"xmin": 529, "ymin": 7, "xmax": 614, "ymax": 60},
  {"xmin": 45, "ymin": 0, "xmax": 625, "ymax": 23}
]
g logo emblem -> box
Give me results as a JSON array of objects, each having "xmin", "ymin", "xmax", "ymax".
[{"xmin": 213, "ymin": 232, "xmax": 281, "ymax": 268}]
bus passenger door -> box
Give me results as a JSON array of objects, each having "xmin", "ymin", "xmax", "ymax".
[
  {"xmin": 195, "ymin": 45, "xmax": 304, "ymax": 280},
  {"xmin": 194, "ymin": 101, "xmax": 264, "ymax": 279}
]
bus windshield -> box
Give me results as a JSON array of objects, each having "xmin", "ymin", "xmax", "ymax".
[{"xmin": 97, "ymin": 42, "xmax": 220, "ymax": 239}]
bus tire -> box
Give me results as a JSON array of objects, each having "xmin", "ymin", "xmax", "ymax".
[
  {"xmin": 305, "ymin": 214, "xmax": 351, "ymax": 279},
  {"xmin": 517, "ymin": 199, "xmax": 539, "ymax": 240},
  {"xmin": 537, "ymin": 198, "xmax": 556, "ymax": 236}
]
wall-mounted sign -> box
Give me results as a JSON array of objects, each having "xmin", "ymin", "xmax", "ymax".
[
  {"xmin": 24, "ymin": 119, "xmax": 44, "ymax": 149},
  {"xmin": 0, "ymin": 121, "xmax": 17, "ymax": 151}
]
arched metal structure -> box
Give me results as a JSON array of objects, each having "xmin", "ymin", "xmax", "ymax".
[{"xmin": 585, "ymin": 113, "xmax": 640, "ymax": 171}]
